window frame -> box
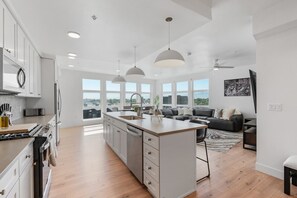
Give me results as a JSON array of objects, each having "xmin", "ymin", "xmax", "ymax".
[
  {"xmin": 193, "ymin": 79, "xmax": 209, "ymax": 107},
  {"xmin": 140, "ymin": 83, "xmax": 152, "ymax": 106},
  {"xmin": 82, "ymin": 79, "xmax": 101, "ymax": 120},
  {"xmin": 106, "ymin": 81, "xmax": 121, "ymax": 111},
  {"xmin": 162, "ymin": 83, "xmax": 173, "ymax": 108},
  {"xmin": 176, "ymin": 81, "xmax": 189, "ymax": 106}
]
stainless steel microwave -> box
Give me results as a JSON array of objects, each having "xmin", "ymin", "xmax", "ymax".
[{"xmin": 0, "ymin": 48, "xmax": 26, "ymax": 94}]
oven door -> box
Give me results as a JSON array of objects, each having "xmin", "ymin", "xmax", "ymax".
[
  {"xmin": 0, "ymin": 49, "xmax": 26, "ymax": 94},
  {"xmin": 40, "ymin": 138, "xmax": 52, "ymax": 198}
]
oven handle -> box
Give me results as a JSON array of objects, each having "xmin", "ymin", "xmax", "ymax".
[{"xmin": 41, "ymin": 142, "xmax": 50, "ymax": 153}]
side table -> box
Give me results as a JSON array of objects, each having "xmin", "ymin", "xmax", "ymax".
[{"xmin": 243, "ymin": 118, "xmax": 257, "ymax": 151}]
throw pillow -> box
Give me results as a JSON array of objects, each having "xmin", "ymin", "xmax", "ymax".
[
  {"xmin": 183, "ymin": 108, "xmax": 193, "ymax": 116},
  {"xmin": 214, "ymin": 108, "xmax": 222, "ymax": 118},
  {"xmin": 221, "ymin": 108, "xmax": 235, "ymax": 120},
  {"xmin": 177, "ymin": 108, "xmax": 184, "ymax": 116},
  {"xmin": 234, "ymin": 109, "xmax": 241, "ymax": 115}
]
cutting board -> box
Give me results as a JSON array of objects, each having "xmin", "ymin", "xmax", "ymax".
[{"xmin": 0, "ymin": 123, "xmax": 37, "ymax": 134}]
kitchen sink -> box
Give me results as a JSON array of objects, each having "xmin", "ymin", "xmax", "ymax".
[{"xmin": 119, "ymin": 115, "xmax": 144, "ymax": 120}]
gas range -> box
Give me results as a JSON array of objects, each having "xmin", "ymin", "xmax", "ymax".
[{"xmin": 0, "ymin": 124, "xmax": 43, "ymax": 141}]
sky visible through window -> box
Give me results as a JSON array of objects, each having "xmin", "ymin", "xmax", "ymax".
[
  {"xmin": 163, "ymin": 83, "xmax": 172, "ymax": 92},
  {"xmin": 176, "ymin": 81, "xmax": 188, "ymax": 92},
  {"xmin": 126, "ymin": 82, "xmax": 137, "ymax": 92},
  {"xmin": 83, "ymin": 79, "xmax": 100, "ymax": 91},
  {"xmin": 141, "ymin": 84, "xmax": 150, "ymax": 92},
  {"xmin": 194, "ymin": 79, "xmax": 209, "ymax": 90},
  {"xmin": 106, "ymin": 81, "xmax": 120, "ymax": 91}
]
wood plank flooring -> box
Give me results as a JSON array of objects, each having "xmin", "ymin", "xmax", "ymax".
[{"xmin": 49, "ymin": 125, "xmax": 296, "ymax": 198}]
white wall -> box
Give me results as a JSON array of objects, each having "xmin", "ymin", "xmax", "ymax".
[
  {"xmin": 156, "ymin": 65, "xmax": 256, "ymax": 118},
  {"xmin": 210, "ymin": 65, "xmax": 256, "ymax": 118},
  {"xmin": 26, "ymin": 58, "xmax": 56, "ymax": 114},
  {"xmin": 59, "ymin": 69, "xmax": 156, "ymax": 128},
  {"xmin": 254, "ymin": 0, "xmax": 297, "ymax": 179}
]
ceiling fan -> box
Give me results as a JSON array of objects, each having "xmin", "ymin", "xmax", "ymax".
[{"xmin": 212, "ymin": 59, "xmax": 234, "ymax": 70}]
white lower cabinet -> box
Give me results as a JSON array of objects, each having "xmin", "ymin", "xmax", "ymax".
[
  {"xmin": 19, "ymin": 161, "xmax": 33, "ymax": 198},
  {"xmin": 6, "ymin": 181, "xmax": 19, "ymax": 198},
  {"xmin": 143, "ymin": 131, "xmax": 196, "ymax": 198},
  {"xmin": 0, "ymin": 143, "xmax": 33, "ymax": 198},
  {"xmin": 119, "ymin": 129, "xmax": 127, "ymax": 163},
  {"xmin": 103, "ymin": 115, "xmax": 127, "ymax": 165},
  {"xmin": 113, "ymin": 127, "xmax": 121, "ymax": 155}
]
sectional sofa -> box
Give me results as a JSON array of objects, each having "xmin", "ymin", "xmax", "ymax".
[{"xmin": 161, "ymin": 107, "xmax": 243, "ymax": 132}]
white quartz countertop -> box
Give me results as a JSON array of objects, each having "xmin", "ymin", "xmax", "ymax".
[
  {"xmin": 13, "ymin": 114, "xmax": 55, "ymax": 126},
  {"xmin": 104, "ymin": 111, "xmax": 207, "ymax": 136},
  {"xmin": 0, "ymin": 138, "xmax": 34, "ymax": 178}
]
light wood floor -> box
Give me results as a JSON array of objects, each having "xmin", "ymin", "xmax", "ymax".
[{"xmin": 49, "ymin": 125, "xmax": 296, "ymax": 198}]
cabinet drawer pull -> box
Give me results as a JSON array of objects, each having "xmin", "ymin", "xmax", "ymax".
[
  {"xmin": 147, "ymin": 166, "xmax": 152, "ymax": 170},
  {"xmin": 0, "ymin": 189, "xmax": 5, "ymax": 195},
  {"xmin": 148, "ymin": 138, "xmax": 152, "ymax": 141},
  {"xmin": 148, "ymin": 152, "xmax": 151, "ymax": 155},
  {"xmin": 26, "ymin": 155, "xmax": 31, "ymax": 159},
  {"xmin": 117, "ymin": 130, "xmax": 120, "ymax": 133},
  {"xmin": 147, "ymin": 181, "xmax": 151, "ymax": 185}
]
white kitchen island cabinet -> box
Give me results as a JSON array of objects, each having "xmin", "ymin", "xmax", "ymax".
[{"xmin": 103, "ymin": 112, "xmax": 207, "ymax": 198}]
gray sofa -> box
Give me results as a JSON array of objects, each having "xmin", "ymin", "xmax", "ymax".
[{"xmin": 161, "ymin": 107, "xmax": 243, "ymax": 132}]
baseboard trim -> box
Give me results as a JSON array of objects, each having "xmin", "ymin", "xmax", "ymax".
[{"xmin": 256, "ymin": 162, "xmax": 283, "ymax": 180}]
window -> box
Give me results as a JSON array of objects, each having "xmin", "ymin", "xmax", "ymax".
[
  {"xmin": 176, "ymin": 81, "xmax": 188, "ymax": 105},
  {"xmin": 193, "ymin": 79, "xmax": 209, "ymax": 106},
  {"xmin": 125, "ymin": 82, "xmax": 137, "ymax": 106},
  {"xmin": 162, "ymin": 83, "xmax": 172, "ymax": 108},
  {"xmin": 141, "ymin": 84, "xmax": 151, "ymax": 105},
  {"xmin": 82, "ymin": 79, "xmax": 101, "ymax": 119},
  {"xmin": 106, "ymin": 81, "xmax": 121, "ymax": 111}
]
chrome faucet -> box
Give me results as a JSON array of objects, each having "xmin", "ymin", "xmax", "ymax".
[{"xmin": 130, "ymin": 93, "xmax": 143, "ymax": 117}]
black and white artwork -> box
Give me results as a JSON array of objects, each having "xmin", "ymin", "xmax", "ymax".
[{"xmin": 224, "ymin": 78, "xmax": 250, "ymax": 96}]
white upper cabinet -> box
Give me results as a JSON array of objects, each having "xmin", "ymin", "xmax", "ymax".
[
  {"xmin": 0, "ymin": 2, "xmax": 4, "ymax": 48},
  {"xmin": 0, "ymin": 1, "xmax": 42, "ymax": 98},
  {"xmin": 3, "ymin": 3, "xmax": 17, "ymax": 59},
  {"xmin": 34, "ymin": 49, "xmax": 41, "ymax": 97},
  {"xmin": 17, "ymin": 26, "xmax": 25, "ymax": 66}
]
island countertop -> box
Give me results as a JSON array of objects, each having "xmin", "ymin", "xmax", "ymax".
[
  {"xmin": 0, "ymin": 138, "xmax": 34, "ymax": 178},
  {"xmin": 103, "ymin": 111, "xmax": 207, "ymax": 136}
]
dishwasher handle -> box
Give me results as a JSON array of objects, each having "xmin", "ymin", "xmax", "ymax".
[{"xmin": 127, "ymin": 125, "xmax": 142, "ymax": 137}]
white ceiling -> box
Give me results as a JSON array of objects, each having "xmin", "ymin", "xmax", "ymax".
[{"xmin": 8, "ymin": 0, "xmax": 279, "ymax": 79}]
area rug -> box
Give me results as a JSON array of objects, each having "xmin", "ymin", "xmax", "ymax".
[{"xmin": 197, "ymin": 129, "xmax": 243, "ymax": 152}]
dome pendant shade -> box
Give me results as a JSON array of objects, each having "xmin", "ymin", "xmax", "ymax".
[
  {"xmin": 112, "ymin": 75, "xmax": 126, "ymax": 83},
  {"xmin": 154, "ymin": 49, "xmax": 185, "ymax": 67},
  {"xmin": 126, "ymin": 66, "xmax": 145, "ymax": 77}
]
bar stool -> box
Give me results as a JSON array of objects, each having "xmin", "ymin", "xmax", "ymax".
[
  {"xmin": 190, "ymin": 119, "xmax": 210, "ymax": 182},
  {"xmin": 284, "ymin": 155, "xmax": 297, "ymax": 195}
]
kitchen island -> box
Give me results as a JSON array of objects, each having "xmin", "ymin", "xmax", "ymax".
[{"xmin": 103, "ymin": 111, "xmax": 207, "ymax": 198}]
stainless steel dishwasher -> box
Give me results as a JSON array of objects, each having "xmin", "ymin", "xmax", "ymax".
[{"xmin": 126, "ymin": 125, "xmax": 143, "ymax": 183}]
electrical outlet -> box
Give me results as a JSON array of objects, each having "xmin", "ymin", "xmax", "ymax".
[{"xmin": 267, "ymin": 103, "xmax": 282, "ymax": 112}]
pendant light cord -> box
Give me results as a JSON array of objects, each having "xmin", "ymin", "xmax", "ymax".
[
  {"xmin": 134, "ymin": 46, "xmax": 137, "ymax": 67},
  {"xmin": 118, "ymin": 60, "xmax": 120, "ymax": 75},
  {"xmin": 168, "ymin": 20, "xmax": 171, "ymax": 50}
]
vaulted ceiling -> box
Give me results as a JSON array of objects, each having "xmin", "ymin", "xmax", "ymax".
[{"xmin": 7, "ymin": 0, "xmax": 279, "ymax": 79}]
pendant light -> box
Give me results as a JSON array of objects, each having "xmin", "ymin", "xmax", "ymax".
[
  {"xmin": 112, "ymin": 60, "xmax": 126, "ymax": 83},
  {"xmin": 154, "ymin": 17, "xmax": 185, "ymax": 67},
  {"xmin": 126, "ymin": 46, "xmax": 145, "ymax": 77}
]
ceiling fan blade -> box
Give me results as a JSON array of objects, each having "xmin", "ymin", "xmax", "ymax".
[{"xmin": 216, "ymin": 66, "xmax": 234, "ymax": 68}]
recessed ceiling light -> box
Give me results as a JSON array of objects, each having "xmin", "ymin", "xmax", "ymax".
[
  {"xmin": 68, "ymin": 65, "xmax": 74, "ymax": 68},
  {"xmin": 154, "ymin": 74, "xmax": 159, "ymax": 77},
  {"xmin": 68, "ymin": 56, "xmax": 76, "ymax": 60},
  {"xmin": 68, "ymin": 53, "xmax": 77, "ymax": 57},
  {"xmin": 116, "ymin": 69, "xmax": 120, "ymax": 73},
  {"xmin": 67, "ymin": 31, "xmax": 80, "ymax": 39}
]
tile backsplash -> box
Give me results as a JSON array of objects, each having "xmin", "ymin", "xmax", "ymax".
[{"xmin": 0, "ymin": 96, "xmax": 26, "ymax": 121}]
